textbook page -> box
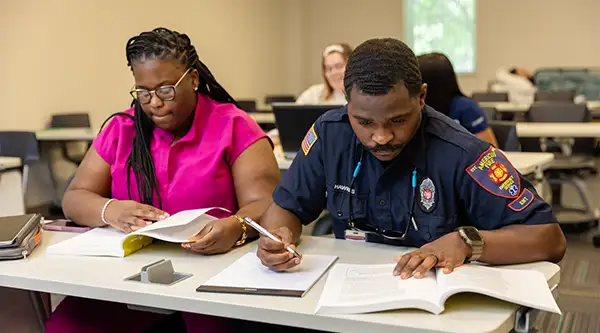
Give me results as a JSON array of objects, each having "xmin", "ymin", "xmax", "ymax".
[
  {"xmin": 132, "ymin": 208, "xmax": 219, "ymax": 243},
  {"xmin": 198, "ymin": 252, "xmax": 338, "ymax": 297},
  {"xmin": 436, "ymin": 264, "xmax": 561, "ymax": 314},
  {"xmin": 316, "ymin": 263, "xmax": 441, "ymax": 315}
]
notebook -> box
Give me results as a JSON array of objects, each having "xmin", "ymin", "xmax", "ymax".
[
  {"xmin": 197, "ymin": 252, "xmax": 338, "ymax": 297},
  {"xmin": 46, "ymin": 207, "xmax": 228, "ymax": 257},
  {"xmin": 315, "ymin": 263, "xmax": 561, "ymax": 315}
]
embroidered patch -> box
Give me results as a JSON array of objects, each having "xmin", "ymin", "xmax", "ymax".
[
  {"xmin": 418, "ymin": 177, "xmax": 436, "ymax": 213},
  {"xmin": 301, "ymin": 124, "xmax": 318, "ymax": 155},
  {"xmin": 466, "ymin": 147, "xmax": 521, "ymax": 199},
  {"xmin": 509, "ymin": 189, "xmax": 534, "ymax": 212}
]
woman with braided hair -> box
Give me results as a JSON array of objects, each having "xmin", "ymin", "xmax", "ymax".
[{"xmin": 47, "ymin": 27, "xmax": 280, "ymax": 332}]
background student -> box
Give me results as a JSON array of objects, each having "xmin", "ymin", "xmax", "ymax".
[
  {"xmin": 418, "ymin": 52, "xmax": 498, "ymax": 147},
  {"xmin": 296, "ymin": 43, "xmax": 353, "ymax": 105},
  {"xmin": 46, "ymin": 27, "xmax": 280, "ymax": 333}
]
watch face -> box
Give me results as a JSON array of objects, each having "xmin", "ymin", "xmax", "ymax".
[{"xmin": 462, "ymin": 227, "xmax": 483, "ymax": 242}]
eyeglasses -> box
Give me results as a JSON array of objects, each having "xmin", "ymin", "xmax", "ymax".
[{"xmin": 130, "ymin": 68, "xmax": 192, "ymax": 104}]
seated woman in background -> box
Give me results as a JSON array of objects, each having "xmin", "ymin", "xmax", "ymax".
[
  {"xmin": 418, "ymin": 52, "xmax": 498, "ymax": 147},
  {"xmin": 296, "ymin": 43, "xmax": 353, "ymax": 105},
  {"xmin": 492, "ymin": 66, "xmax": 536, "ymax": 104},
  {"xmin": 46, "ymin": 27, "xmax": 280, "ymax": 333}
]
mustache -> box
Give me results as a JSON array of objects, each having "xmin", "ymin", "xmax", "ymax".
[{"xmin": 364, "ymin": 143, "xmax": 405, "ymax": 153}]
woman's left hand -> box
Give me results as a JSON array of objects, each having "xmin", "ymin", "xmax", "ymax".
[{"xmin": 181, "ymin": 217, "xmax": 242, "ymax": 255}]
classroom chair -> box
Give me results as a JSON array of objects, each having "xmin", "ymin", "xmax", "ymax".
[
  {"xmin": 236, "ymin": 99, "xmax": 257, "ymax": 113},
  {"xmin": 482, "ymin": 106, "xmax": 497, "ymax": 121},
  {"xmin": 534, "ymin": 90, "xmax": 576, "ymax": 103},
  {"xmin": 265, "ymin": 95, "xmax": 296, "ymax": 105},
  {"xmin": 49, "ymin": 113, "xmax": 92, "ymax": 166},
  {"xmin": 488, "ymin": 121, "xmax": 520, "ymax": 151},
  {"xmin": 522, "ymin": 103, "xmax": 598, "ymax": 228},
  {"xmin": 471, "ymin": 91, "xmax": 509, "ymax": 103}
]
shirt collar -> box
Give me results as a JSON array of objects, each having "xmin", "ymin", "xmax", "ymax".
[{"xmin": 154, "ymin": 93, "xmax": 209, "ymax": 145}]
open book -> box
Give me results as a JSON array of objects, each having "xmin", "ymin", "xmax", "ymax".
[
  {"xmin": 316, "ymin": 263, "xmax": 561, "ymax": 315},
  {"xmin": 46, "ymin": 207, "xmax": 228, "ymax": 257}
]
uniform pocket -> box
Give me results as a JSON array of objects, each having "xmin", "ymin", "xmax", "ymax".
[
  {"xmin": 411, "ymin": 214, "xmax": 458, "ymax": 245},
  {"xmin": 326, "ymin": 186, "xmax": 368, "ymax": 221}
]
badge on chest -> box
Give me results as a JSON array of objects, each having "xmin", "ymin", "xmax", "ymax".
[{"xmin": 418, "ymin": 177, "xmax": 436, "ymax": 213}]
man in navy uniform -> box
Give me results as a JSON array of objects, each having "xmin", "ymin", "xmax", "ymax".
[{"xmin": 256, "ymin": 38, "xmax": 566, "ymax": 279}]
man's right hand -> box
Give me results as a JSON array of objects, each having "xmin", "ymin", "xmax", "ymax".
[
  {"xmin": 103, "ymin": 200, "xmax": 169, "ymax": 233},
  {"xmin": 257, "ymin": 226, "xmax": 301, "ymax": 271}
]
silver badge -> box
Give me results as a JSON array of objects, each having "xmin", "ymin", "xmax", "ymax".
[{"xmin": 419, "ymin": 177, "xmax": 436, "ymax": 212}]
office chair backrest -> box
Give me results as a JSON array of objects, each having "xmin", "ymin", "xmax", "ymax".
[
  {"xmin": 50, "ymin": 113, "xmax": 91, "ymax": 128},
  {"xmin": 471, "ymin": 92, "xmax": 509, "ymax": 102},
  {"xmin": 265, "ymin": 95, "xmax": 296, "ymax": 105},
  {"xmin": 236, "ymin": 100, "xmax": 256, "ymax": 113},
  {"xmin": 488, "ymin": 121, "xmax": 520, "ymax": 151},
  {"xmin": 534, "ymin": 90, "xmax": 575, "ymax": 102},
  {"xmin": 527, "ymin": 103, "xmax": 588, "ymax": 123},
  {"xmin": 0, "ymin": 132, "xmax": 40, "ymax": 165},
  {"xmin": 526, "ymin": 103, "xmax": 594, "ymax": 155},
  {"xmin": 481, "ymin": 107, "xmax": 497, "ymax": 121}
]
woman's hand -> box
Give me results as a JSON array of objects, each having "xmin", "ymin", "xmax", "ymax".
[
  {"xmin": 103, "ymin": 200, "xmax": 169, "ymax": 233},
  {"xmin": 182, "ymin": 217, "xmax": 243, "ymax": 255}
]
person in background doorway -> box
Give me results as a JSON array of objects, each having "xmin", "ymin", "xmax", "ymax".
[
  {"xmin": 418, "ymin": 52, "xmax": 498, "ymax": 147},
  {"xmin": 296, "ymin": 43, "xmax": 353, "ymax": 105},
  {"xmin": 492, "ymin": 67, "xmax": 536, "ymax": 104}
]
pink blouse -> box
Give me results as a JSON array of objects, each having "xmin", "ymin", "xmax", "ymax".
[{"xmin": 93, "ymin": 93, "xmax": 267, "ymax": 216}]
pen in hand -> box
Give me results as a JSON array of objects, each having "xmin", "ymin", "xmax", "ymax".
[{"xmin": 242, "ymin": 217, "xmax": 302, "ymax": 258}]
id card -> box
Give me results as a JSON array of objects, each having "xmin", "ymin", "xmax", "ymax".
[{"xmin": 344, "ymin": 229, "xmax": 366, "ymax": 242}]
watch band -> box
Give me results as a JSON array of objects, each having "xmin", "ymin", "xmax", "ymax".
[
  {"xmin": 457, "ymin": 227, "xmax": 484, "ymax": 262},
  {"xmin": 469, "ymin": 244, "xmax": 483, "ymax": 262},
  {"xmin": 232, "ymin": 215, "xmax": 248, "ymax": 247}
]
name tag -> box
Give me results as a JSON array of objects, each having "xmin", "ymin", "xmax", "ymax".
[{"xmin": 344, "ymin": 229, "xmax": 366, "ymax": 242}]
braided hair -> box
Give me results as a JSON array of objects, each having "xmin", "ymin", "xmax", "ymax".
[
  {"xmin": 100, "ymin": 27, "xmax": 237, "ymax": 207},
  {"xmin": 344, "ymin": 38, "xmax": 422, "ymax": 100}
]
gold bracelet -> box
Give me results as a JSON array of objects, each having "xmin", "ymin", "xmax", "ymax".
[{"xmin": 233, "ymin": 215, "xmax": 248, "ymax": 247}]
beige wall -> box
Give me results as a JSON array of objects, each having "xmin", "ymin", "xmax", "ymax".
[
  {"xmin": 0, "ymin": 0, "xmax": 286, "ymax": 131},
  {"xmin": 296, "ymin": 0, "xmax": 600, "ymax": 96},
  {"xmin": 3, "ymin": 0, "xmax": 600, "ymax": 131}
]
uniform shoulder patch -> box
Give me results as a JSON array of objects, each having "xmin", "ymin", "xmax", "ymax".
[
  {"xmin": 509, "ymin": 189, "xmax": 534, "ymax": 212},
  {"xmin": 466, "ymin": 146, "xmax": 521, "ymax": 199},
  {"xmin": 301, "ymin": 124, "xmax": 318, "ymax": 155}
]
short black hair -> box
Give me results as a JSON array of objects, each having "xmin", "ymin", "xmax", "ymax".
[{"xmin": 344, "ymin": 38, "xmax": 422, "ymax": 100}]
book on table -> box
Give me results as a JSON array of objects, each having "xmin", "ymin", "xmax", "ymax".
[
  {"xmin": 316, "ymin": 262, "xmax": 561, "ymax": 315},
  {"xmin": 46, "ymin": 207, "xmax": 228, "ymax": 257}
]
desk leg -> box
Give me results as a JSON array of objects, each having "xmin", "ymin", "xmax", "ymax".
[{"xmin": 28, "ymin": 291, "xmax": 49, "ymax": 332}]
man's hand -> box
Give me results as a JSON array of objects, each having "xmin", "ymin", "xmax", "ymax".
[
  {"xmin": 256, "ymin": 226, "xmax": 300, "ymax": 271},
  {"xmin": 393, "ymin": 232, "xmax": 472, "ymax": 279}
]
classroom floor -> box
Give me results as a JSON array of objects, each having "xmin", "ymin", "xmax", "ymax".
[{"xmin": 2, "ymin": 169, "xmax": 600, "ymax": 333}]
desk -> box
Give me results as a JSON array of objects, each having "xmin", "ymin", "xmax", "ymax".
[
  {"xmin": 35, "ymin": 128, "xmax": 96, "ymax": 142},
  {"xmin": 277, "ymin": 152, "xmax": 554, "ymax": 176},
  {"xmin": 249, "ymin": 112, "xmax": 275, "ymax": 124},
  {"xmin": 516, "ymin": 123, "xmax": 600, "ymax": 138},
  {"xmin": 0, "ymin": 157, "xmax": 22, "ymax": 170},
  {"xmin": 479, "ymin": 101, "xmax": 600, "ymax": 113},
  {"xmin": 0, "ymin": 231, "xmax": 559, "ymax": 333}
]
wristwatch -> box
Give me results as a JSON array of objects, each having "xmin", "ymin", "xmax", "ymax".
[
  {"xmin": 232, "ymin": 215, "xmax": 248, "ymax": 247},
  {"xmin": 456, "ymin": 226, "xmax": 484, "ymax": 262}
]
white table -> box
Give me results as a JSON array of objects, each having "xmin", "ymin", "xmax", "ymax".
[
  {"xmin": 249, "ymin": 112, "xmax": 275, "ymax": 124},
  {"xmin": 516, "ymin": 122, "xmax": 600, "ymax": 138},
  {"xmin": 0, "ymin": 231, "xmax": 559, "ymax": 333},
  {"xmin": 0, "ymin": 156, "xmax": 22, "ymax": 170},
  {"xmin": 479, "ymin": 101, "xmax": 600, "ymax": 113},
  {"xmin": 277, "ymin": 152, "xmax": 554, "ymax": 176},
  {"xmin": 35, "ymin": 128, "xmax": 96, "ymax": 142}
]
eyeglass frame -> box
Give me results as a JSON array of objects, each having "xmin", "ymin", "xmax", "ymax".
[{"xmin": 129, "ymin": 67, "xmax": 193, "ymax": 104}]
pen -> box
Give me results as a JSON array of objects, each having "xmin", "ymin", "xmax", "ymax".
[{"xmin": 242, "ymin": 217, "xmax": 301, "ymax": 258}]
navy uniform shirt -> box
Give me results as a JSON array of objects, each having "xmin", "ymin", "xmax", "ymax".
[{"xmin": 273, "ymin": 105, "xmax": 556, "ymax": 247}]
